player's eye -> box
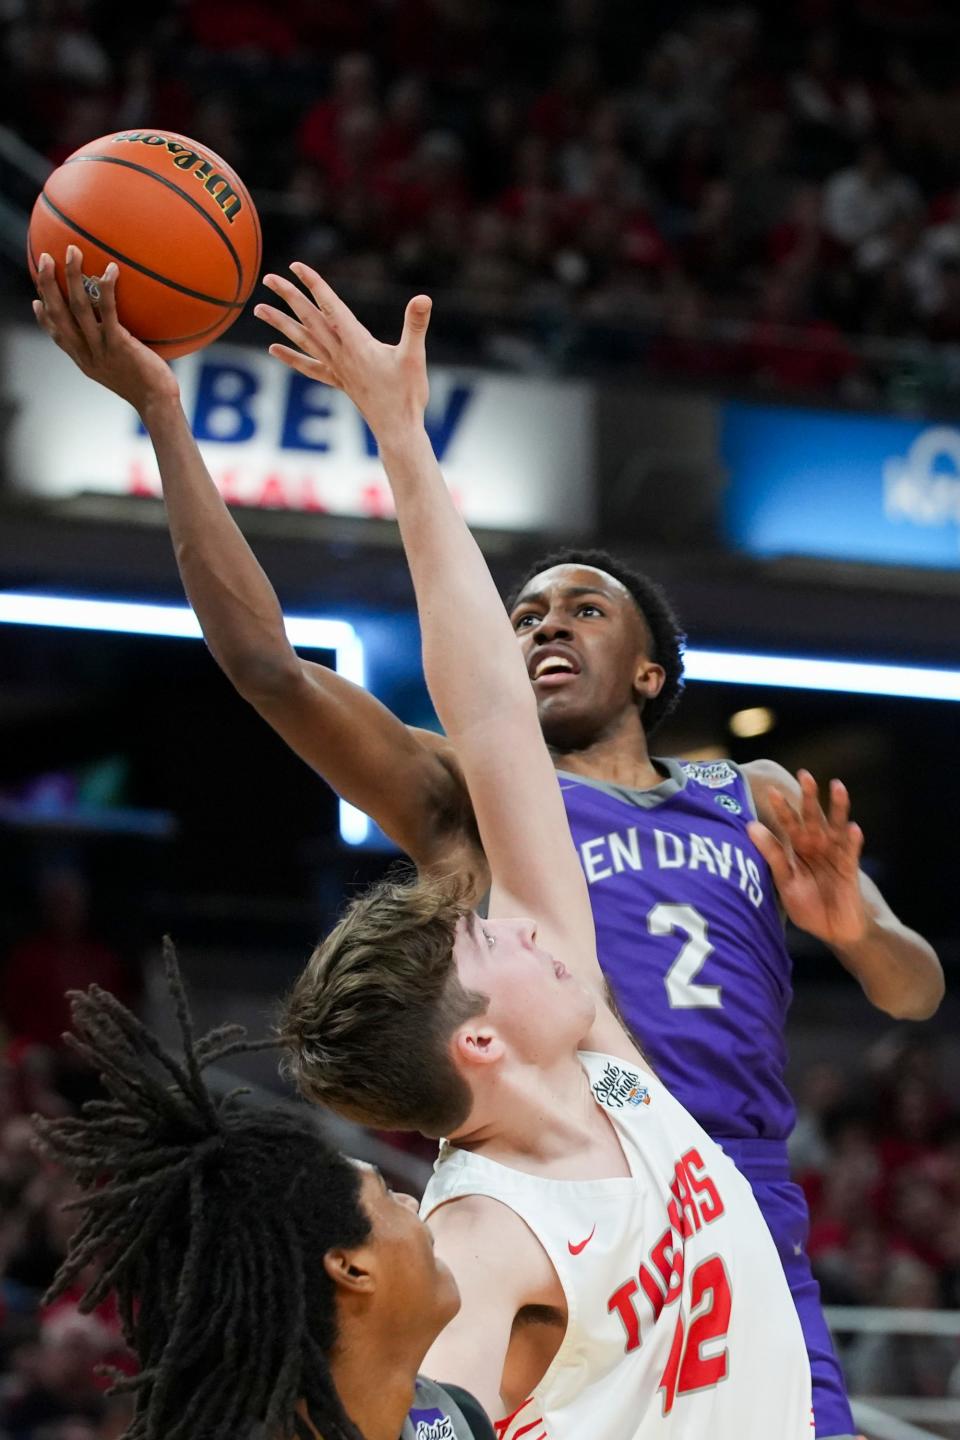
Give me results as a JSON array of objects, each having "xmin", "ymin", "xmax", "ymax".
[
  {"xmin": 578, "ymin": 603, "xmax": 603, "ymax": 617},
  {"xmin": 514, "ymin": 613, "xmax": 539, "ymax": 630},
  {"xmin": 483, "ymin": 930, "xmax": 496, "ymax": 949}
]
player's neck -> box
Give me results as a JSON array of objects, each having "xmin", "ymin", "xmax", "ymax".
[
  {"xmin": 453, "ymin": 1053, "xmax": 622, "ymax": 1174},
  {"xmin": 550, "ymin": 715, "xmax": 662, "ymax": 790},
  {"xmin": 328, "ymin": 1322, "xmax": 421, "ymax": 1440}
]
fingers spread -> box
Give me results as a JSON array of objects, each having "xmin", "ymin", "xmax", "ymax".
[
  {"xmin": 827, "ymin": 777, "xmax": 851, "ymax": 833},
  {"xmin": 747, "ymin": 820, "xmax": 793, "ymax": 888},
  {"xmin": 267, "ymin": 343, "xmax": 333, "ymax": 384},
  {"xmin": 797, "ymin": 769, "xmax": 826, "ymax": 831},
  {"xmin": 289, "ymin": 262, "xmax": 355, "ymax": 337},
  {"xmin": 64, "ymin": 244, "xmax": 103, "ymax": 352},
  {"xmin": 767, "ymin": 784, "xmax": 803, "ymax": 841},
  {"xmin": 400, "ymin": 294, "xmax": 432, "ymax": 355},
  {"xmin": 262, "ymin": 271, "xmax": 331, "ymax": 331},
  {"xmin": 95, "ymin": 262, "xmax": 122, "ymax": 336},
  {"xmin": 34, "ymin": 252, "xmax": 84, "ymax": 353},
  {"xmin": 254, "ymin": 301, "xmax": 322, "ymax": 359}
]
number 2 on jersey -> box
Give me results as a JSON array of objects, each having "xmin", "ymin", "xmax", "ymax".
[{"xmin": 648, "ymin": 903, "xmax": 723, "ymax": 1009}]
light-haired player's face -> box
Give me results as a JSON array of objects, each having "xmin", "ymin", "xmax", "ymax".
[
  {"xmin": 452, "ymin": 913, "xmax": 596, "ymax": 1063},
  {"xmin": 509, "ymin": 564, "xmax": 658, "ymax": 751}
]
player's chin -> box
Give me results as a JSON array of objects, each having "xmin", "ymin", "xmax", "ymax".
[
  {"xmin": 434, "ymin": 1256, "xmax": 462, "ymax": 1321},
  {"xmin": 537, "ymin": 697, "xmax": 594, "ymax": 749}
]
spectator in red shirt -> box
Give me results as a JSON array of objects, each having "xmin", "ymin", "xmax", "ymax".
[
  {"xmin": 298, "ymin": 51, "xmax": 378, "ymax": 174},
  {"xmin": 743, "ymin": 271, "xmax": 861, "ymax": 393},
  {"xmin": 0, "ymin": 866, "xmax": 130, "ymax": 1055}
]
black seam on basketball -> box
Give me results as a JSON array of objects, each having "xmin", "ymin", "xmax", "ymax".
[
  {"xmin": 151, "ymin": 130, "xmax": 261, "ymax": 284},
  {"xmin": 64, "ymin": 154, "xmax": 244, "ymax": 302},
  {"xmin": 143, "ymin": 313, "xmax": 238, "ymax": 346},
  {"xmin": 40, "ymin": 193, "xmax": 243, "ymax": 309}
]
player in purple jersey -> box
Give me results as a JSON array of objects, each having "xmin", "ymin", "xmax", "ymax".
[
  {"xmin": 501, "ymin": 548, "xmax": 942, "ymax": 1439},
  {"xmin": 36, "ymin": 247, "xmax": 943, "ymax": 1440}
]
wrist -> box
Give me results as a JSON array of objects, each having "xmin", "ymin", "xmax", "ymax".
[
  {"xmin": 372, "ymin": 414, "xmax": 430, "ymax": 459},
  {"xmin": 830, "ymin": 911, "xmax": 877, "ymax": 959},
  {"xmin": 138, "ymin": 389, "xmax": 187, "ymax": 432}
]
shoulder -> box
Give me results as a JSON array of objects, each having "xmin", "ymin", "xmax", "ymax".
[
  {"xmin": 426, "ymin": 1384, "xmax": 496, "ymax": 1440},
  {"xmin": 740, "ymin": 759, "xmax": 800, "ymax": 829},
  {"xmin": 426, "ymin": 1190, "xmax": 538, "ymax": 1249},
  {"xmin": 740, "ymin": 758, "xmax": 797, "ymax": 799},
  {"xmin": 426, "ymin": 1192, "xmax": 556, "ymax": 1308}
]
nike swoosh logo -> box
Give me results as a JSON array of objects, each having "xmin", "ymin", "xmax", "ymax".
[{"xmin": 568, "ymin": 1224, "xmax": 596, "ymax": 1255}]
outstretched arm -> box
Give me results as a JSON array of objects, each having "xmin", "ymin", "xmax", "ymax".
[
  {"xmin": 256, "ymin": 268, "xmax": 617, "ymax": 1016},
  {"xmin": 745, "ymin": 762, "xmax": 943, "ymax": 1020},
  {"xmin": 32, "ymin": 247, "xmax": 476, "ymax": 870}
]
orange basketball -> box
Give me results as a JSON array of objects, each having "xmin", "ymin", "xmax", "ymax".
[{"xmin": 28, "ymin": 130, "xmax": 261, "ymax": 360}]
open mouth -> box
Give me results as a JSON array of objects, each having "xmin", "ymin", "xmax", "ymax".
[
  {"xmin": 553, "ymin": 960, "xmax": 569, "ymax": 980},
  {"xmin": 530, "ymin": 648, "xmax": 581, "ymax": 686}
]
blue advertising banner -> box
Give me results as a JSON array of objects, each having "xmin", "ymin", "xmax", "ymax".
[{"xmin": 722, "ymin": 400, "xmax": 960, "ymax": 569}]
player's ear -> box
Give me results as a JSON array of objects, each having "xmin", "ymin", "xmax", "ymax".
[
  {"xmin": 323, "ymin": 1244, "xmax": 377, "ymax": 1296},
  {"xmin": 453, "ymin": 1024, "xmax": 505, "ymax": 1069},
  {"xmin": 633, "ymin": 660, "xmax": 665, "ymax": 701}
]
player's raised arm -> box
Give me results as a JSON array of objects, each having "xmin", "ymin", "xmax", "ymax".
[
  {"xmin": 32, "ymin": 247, "xmax": 476, "ymax": 871},
  {"xmin": 256, "ymin": 268, "xmax": 603, "ymax": 990},
  {"xmin": 745, "ymin": 762, "xmax": 944, "ymax": 1020}
]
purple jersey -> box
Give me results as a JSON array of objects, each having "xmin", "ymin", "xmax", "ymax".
[{"xmin": 560, "ymin": 758, "xmax": 795, "ymax": 1142}]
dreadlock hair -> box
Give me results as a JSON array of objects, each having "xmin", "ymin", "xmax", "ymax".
[
  {"xmin": 505, "ymin": 546, "xmax": 686, "ymax": 735},
  {"xmin": 34, "ymin": 940, "xmax": 370, "ymax": 1440}
]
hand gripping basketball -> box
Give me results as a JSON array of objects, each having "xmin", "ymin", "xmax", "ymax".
[
  {"xmin": 28, "ymin": 130, "xmax": 261, "ymax": 360},
  {"xmin": 33, "ymin": 244, "xmax": 181, "ymax": 414}
]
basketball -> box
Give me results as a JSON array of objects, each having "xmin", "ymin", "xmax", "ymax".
[{"xmin": 27, "ymin": 130, "xmax": 261, "ymax": 360}]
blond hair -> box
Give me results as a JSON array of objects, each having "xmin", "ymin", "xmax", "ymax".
[{"xmin": 279, "ymin": 872, "xmax": 488, "ymax": 1137}]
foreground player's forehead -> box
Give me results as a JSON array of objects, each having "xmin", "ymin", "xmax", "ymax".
[{"xmin": 514, "ymin": 564, "xmax": 633, "ymax": 610}]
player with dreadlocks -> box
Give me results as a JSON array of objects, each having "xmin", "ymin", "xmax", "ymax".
[
  {"xmin": 35, "ymin": 245, "xmax": 941, "ymax": 1440},
  {"xmin": 33, "ymin": 942, "xmax": 490, "ymax": 1440}
]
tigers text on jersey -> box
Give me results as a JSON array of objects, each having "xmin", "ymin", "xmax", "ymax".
[
  {"xmin": 559, "ymin": 759, "xmax": 794, "ymax": 1142},
  {"xmin": 421, "ymin": 1052, "xmax": 812, "ymax": 1440}
]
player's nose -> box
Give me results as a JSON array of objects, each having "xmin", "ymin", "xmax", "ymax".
[
  {"xmin": 532, "ymin": 608, "xmax": 573, "ymax": 641},
  {"xmin": 395, "ymin": 1191, "xmax": 420, "ymax": 1216},
  {"xmin": 517, "ymin": 918, "xmax": 538, "ymax": 947}
]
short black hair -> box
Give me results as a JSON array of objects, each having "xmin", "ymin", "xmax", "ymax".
[
  {"xmin": 506, "ymin": 547, "xmax": 686, "ymax": 735},
  {"xmin": 34, "ymin": 942, "xmax": 370, "ymax": 1440}
]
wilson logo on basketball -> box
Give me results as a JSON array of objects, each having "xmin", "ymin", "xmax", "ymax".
[{"xmin": 111, "ymin": 133, "xmax": 244, "ymax": 223}]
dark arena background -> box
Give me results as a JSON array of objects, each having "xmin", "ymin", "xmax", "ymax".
[{"xmin": 0, "ymin": 2, "xmax": 959, "ymax": 1437}]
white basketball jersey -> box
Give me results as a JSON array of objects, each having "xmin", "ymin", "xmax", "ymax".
[{"xmin": 421, "ymin": 1052, "xmax": 811, "ymax": 1440}]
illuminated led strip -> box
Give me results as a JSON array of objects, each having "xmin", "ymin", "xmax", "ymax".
[
  {"xmin": 0, "ymin": 591, "xmax": 369, "ymax": 843},
  {"xmin": 684, "ymin": 648, "xmax": 960, "ymax": 703},
  {"xmin": 4, "ymin": 592, "xmax": 960, "ymax": 841}
]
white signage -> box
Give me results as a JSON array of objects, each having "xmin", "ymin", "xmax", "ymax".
[
  {"xmin": 883, "ymin": 425, "xmax": 960, "ymax": 542},
  {"xmin": 2, "ymin": 328, "xmax": 595, "ymax": 534}
]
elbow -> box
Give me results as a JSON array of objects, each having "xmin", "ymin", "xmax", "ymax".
[
  {"xmin": 874, "ymin": 965, "xmax": 945, "ymax": 1022},
  {"xmin": 225, "ymin": 652, "xmax": 305, "ymax": 704}
]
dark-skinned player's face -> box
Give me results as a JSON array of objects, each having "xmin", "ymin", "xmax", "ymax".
[{"xmin": 508, "ymin": 564, "xmax": 665, "ymax": 751}]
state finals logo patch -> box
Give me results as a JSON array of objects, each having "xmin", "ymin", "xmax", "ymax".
[
  {"xmin": 592, "ymin": 1061, "xmax": 651, "ymax": 1111},
  {"xmin": 681, "ymin": 759, "xmax": 739, "ymax": 789},
  {"xmin": 409, "ymin": 1410, "xmax": 455, "ymax": 1440}
]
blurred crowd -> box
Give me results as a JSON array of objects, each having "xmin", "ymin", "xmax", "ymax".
[
  {"xmin": 0, "ymin": 868, "xmax": 958, "ymax": 1433},
  {"xmin": 6, "ymin": 1, "xmax": 960, "ymax": 396},
  {"xmin": 0, "ymin": 867, "xmax": 136, "ymax": 1440},
  {"xmin": 792, "ymin": 1033, "xmax": 960, "ymax": 1399}
]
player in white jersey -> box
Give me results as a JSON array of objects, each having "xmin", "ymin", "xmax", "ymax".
[
  {"xmin": 425, "ymin": 1054, "xmax": 808, "ymax": 1439},
  {"xmin": 215, "ymin": 269, "xmax": 810, "ymax": 1436},
  {"xmin": 33, "ymin": 250, "xmax": 812, "ymax": 1440}
]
